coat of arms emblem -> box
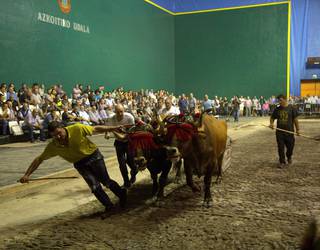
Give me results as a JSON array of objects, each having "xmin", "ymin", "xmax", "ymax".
[{"xmin": 57, "ymin": 0, "xmax": 71, "ymax": 14}]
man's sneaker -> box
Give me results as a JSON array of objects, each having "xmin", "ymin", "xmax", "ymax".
[
  {"xmin": 119, "ymin": 188, "xmax": 127, "ymax": 208},
  {"xmin": 287, "ymin": 158, "xmax": 292, "ymax": 165},
  {"xmin": 278, "ymin": 163, "xmax": 286, "ymax": 169}
]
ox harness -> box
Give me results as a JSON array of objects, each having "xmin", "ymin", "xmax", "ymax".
[{"xmin": 164, "ymin": 113, "xmax": 200, "ymax": 143}]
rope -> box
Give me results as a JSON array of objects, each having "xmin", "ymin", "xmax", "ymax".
[
  {"xmin": 260, "ymin": 124, "xmax": 320, "ymax": 141},
  {"xmin": 235, "ymin": 123, "xmax": 320, "ymax": 141}
]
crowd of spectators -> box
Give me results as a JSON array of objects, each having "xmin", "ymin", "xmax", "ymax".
[{"xmin": 0, "ymin": 82, "xmax": 319, "ymax": 142}]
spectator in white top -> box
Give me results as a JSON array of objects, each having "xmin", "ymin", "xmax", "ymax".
[
  {"xmin": 78, "ymin": 105, "xmax": 90, "ymax": 125},
  {"xmin": 188, "ymin": 93, "xmax": 197, "ymax": 113},
  {"xmin": 0, "ymin": 83, "xmax": 7, "ymax": 104},
  {"xmin": 24, "ymin": 109, "xmax": 45, "ymax": 142},
  {"xmin": 161, "ymin": 97, "xmax": 180, "ymax": 116},
  {"xmin": 106, "ymin": 93, "xmax": 114, "ymax": 107},
  {"xmin": 252, "ymin": 96, "xmax": 259, "ymax": 116},
  {"xmin": 39, "ymin": 84, "xmax": 45, "ymax": 97},
  {"xmin": 213, "ymin": 96, "xmax": 220, "ymax": 114},
  {"xmin": 72, "ymin": 84, "xmax": 82, "ymax": 99},
  {"xmin": 244, "ymin": 96, "xmax": 252, "ymax": 117},
  {"xmin": 31, "ymin": 83, "xmax": 43, "ymax": 107},
  {"xmin": 155, "ymin": 97, "xmax": 165, "ymax": 116},
  {"xmin": 88, "ymin": 106, "xmax": 103, "ymax": 125},
  {"xmin": 0, "ymin": 101, "xmax": 16, "ymax": 135},
  {"xmin": 82, "ymin": 93, "xmax": 91, "ymax": 108}
]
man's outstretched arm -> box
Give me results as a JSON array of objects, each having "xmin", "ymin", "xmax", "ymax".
[
  {"xmin": 93, "ymin": 125, "xmax": 123, "ymax": 134},
  {"xmin": 20, "ymin": 156, "xmax": 44, "ymax": 183}
]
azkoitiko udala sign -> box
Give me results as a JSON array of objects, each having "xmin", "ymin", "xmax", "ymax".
[{"xmin": 37, "ymin": 0, "xmax": 90, "ymax": 34}]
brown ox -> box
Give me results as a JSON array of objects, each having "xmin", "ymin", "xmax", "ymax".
[{"xmin": 165, "ymin": 113, "xmax": 227, "ymax": 207}]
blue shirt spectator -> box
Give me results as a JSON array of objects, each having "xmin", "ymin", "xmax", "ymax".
[
  {"xmin": 202, "ymin": 94, "xmax": 213, "ymax": 112},
  {"xmin": 178, "ymin": 94, "xmax": 189, "ymax": 114}
]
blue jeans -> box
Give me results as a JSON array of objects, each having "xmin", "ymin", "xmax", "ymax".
[
  {"xmin": 23, "ymin": 125, "xmax": 45, "ymax": 141},
  {"xmin": 74, "ymin": 150, "xmax": 123, "ymax": 208},
  {"xmin": 1, "ymin": 120, "xmax": 8, "ymax": 135},
  {"xmin": 233, "ymin": 109, "xmax": 240, "ymax": 122},
  {"xmin": 114, "ymin": 140, "xmax": 137, "ymax": 186}
]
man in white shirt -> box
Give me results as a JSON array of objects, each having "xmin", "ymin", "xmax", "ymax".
[
  {"xmin": 106, "ymin": 104, "xmax": 137, "ymax": 188},
  {"xmin": 78, "ymin": 105, "xmax": 90, "ymax": 125},
  {"xmin": 188, "ymin": 93, "xmax": 197, "ymax": 113},
  {"xmin": 161, "ymin": 97, "xmax": 180, "ymax": 116},
  {"xmin": 30, "ymin": 83, "xmax": 43, "ymax": 107},
  {"xmin": 0, "ymin": 83, "xmax": 7, "ymax": 103},
  {"xmin": 0, "ymin": 101, "xmax": 15, "ymax": 135},
  {"xmin": 105, "ymin": 93, "xmax": 114, "ymax": 108},
  {"xmin": 88, "ymin": 106, "xmax": 103, "ymax": 125},
  {"xmin": 24, "ymin": 109, "xmax": 45, "ymax": 142}
]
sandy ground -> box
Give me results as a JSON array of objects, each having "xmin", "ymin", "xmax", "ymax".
[{"xmin": 0, "ymin": 118, "xmax": 320, "ymax": 249}]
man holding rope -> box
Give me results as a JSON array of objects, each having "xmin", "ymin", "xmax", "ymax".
[
  {"xmin": 269, "ymin": 94, "xmax": 300, "ymax": 168},
  {"xmin": 105, "ymin": 104, "xmax": 137, "ymax": 189},
  {"xmin": 19, "ymin": 121, "xmax": 127, "ymax": 213}
]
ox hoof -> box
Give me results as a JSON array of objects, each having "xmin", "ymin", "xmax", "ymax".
[
  {"xmin": 191, "ymin": 184, "xmax": 201, "ymax": 193},
  {"xmin": 202, "ymin": 199, "xmax": 213, "ymax": 208},
  {"xmin": 151, "ymin": 195, "xmax": 158, "ymax": 202},
  {"xmin": 174, "ymin": 177, "xmax": 182, "ymax": 184},
  {"xmin": 155, "ymin": 198, "xmax": 165, "ymax": 207},
  {"xmin": 214, "ymin": 178, "xmax": 222, "ymax": 185}
]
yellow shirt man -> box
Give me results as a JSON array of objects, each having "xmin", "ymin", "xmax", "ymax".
[
  {"xmin": 20, "ymin": 121, "xmax": 127, "ymax": 212},
  {"xmin": 39, "ymin": 123, "xmax": 97, "ymax": 163}
]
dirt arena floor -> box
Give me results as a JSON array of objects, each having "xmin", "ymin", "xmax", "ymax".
[{"xmin": 0, "ymin": 119, "xmax": 320, "ymax": 250}]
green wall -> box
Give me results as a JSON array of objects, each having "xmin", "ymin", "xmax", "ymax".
[
  {"xmin": 175, "ymin": 4, "xmax": 288, "ymax": 98},
  {"xmin": 0, "ymin": 2, "xmax": 289, "ymax": 98},
  {"xmin": 0, "ymin": 0, "xmax": 175, "ymax": 94}
]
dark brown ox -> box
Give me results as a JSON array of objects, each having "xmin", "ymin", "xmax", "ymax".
[
  {"xmin": 165, "ymin": 113, "xmax": 227, "ymax": 207},
  {"xmin": 127, "ymin": 130, "xmax": 180, "ymax": 200}
]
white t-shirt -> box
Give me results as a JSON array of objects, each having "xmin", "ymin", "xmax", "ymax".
[
  {"xmin": 106, "ymin": 112, "xmax": 135, "ymax": 142},
  {"xmin": 31, "ymin": 93, "xmax": 42, "ymax": 105},
  {"xmin": 106, "ymin": 112, "xmax": 135, "ymax": 126},
  {"xmin": 161, "ymin": 106, "xmax": 180, "ymax": 116},
  {"xmin": 0, "ymin": 91, "xmax": 7, "ymax": 102},
  {"xmin": 105, "ymin": 98, "xmax": 114, "ymax": 107},
  {"xmin": 0, "ymin": 108, "xmax": 15, "ymax": 120},
  {"xmin": 78, "ymin": 110, "xmax": 90, "ymax": 121}
]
